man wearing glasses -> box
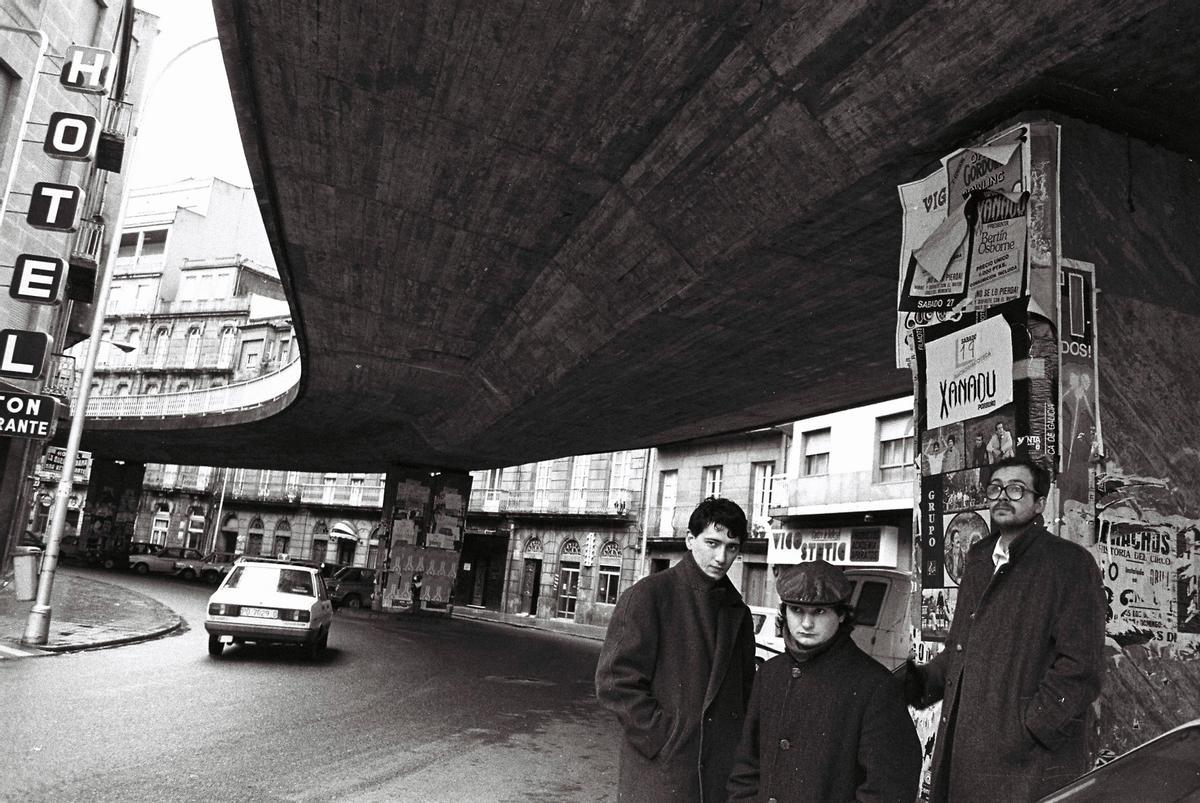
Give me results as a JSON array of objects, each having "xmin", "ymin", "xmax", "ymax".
[{"xmin": 904, "ymin": 456, "xmax": 1106, "ymax": 802}]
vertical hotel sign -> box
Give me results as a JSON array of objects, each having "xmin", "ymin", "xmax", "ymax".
[{"xmin": 2, "ymin": 45, "xmax": 118, "ymax": 438}]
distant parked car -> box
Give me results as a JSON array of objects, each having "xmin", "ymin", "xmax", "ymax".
[
  {"xmin": 129, "ymin": 546, "xmax": 202, "ymax": 576},
  {"xmin": 196, "ymin": 553, "xmax": 238, "ymax": 584},
  {"xmin": 327, "ymin": 566, "xmax": 377, "ymax": 610},
  {"xmin": 205, "ymin": 557, "xmax": 333, "ymax": 659},
  {"xmin": 749, "ymin": 605, "xmax": 784, "ymax": 666}
]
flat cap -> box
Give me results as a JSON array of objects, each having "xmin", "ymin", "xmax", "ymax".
[{"xmin": 777, "ymin": 560, "xmax": 852, "ymax": 606}]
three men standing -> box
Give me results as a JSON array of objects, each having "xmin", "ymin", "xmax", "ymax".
[
  {"xmin": 905, "ymin": 456, "xmax": 1107, "ymax": 801},
  {"xmin": 595, "ymin": 497, "xmax": 756, "ymax": 801}
]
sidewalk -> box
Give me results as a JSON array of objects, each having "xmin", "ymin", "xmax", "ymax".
[
  {"xmin": 0, "ymin": 567, "xmax": 182, "ymax": 654},
  {"xmin": 451, "ymin": 605, "xmax": 608, "ymax": 642}
]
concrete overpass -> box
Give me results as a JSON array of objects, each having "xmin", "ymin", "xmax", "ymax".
[{"xmin": 78, "ymin": 1, "xmax": 1200, "ymax": 472}]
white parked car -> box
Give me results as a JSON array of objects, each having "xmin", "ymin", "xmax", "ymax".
[{"xmin": 204, "ymin": 558, "xmax": 333, "ymax": 659}]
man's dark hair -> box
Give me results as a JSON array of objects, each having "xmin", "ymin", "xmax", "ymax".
[
  {"xmin": 991, "ymin": 456, "xmax": 1051, "ymax": 497},
  {"xmin": 687, "ymin": 497, "xmax": 748, "ymax": 543}
]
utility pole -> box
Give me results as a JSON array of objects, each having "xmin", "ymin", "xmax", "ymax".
[{"xmin": 22, "ymin": 35, "xmax": 219, "ymax": 645}]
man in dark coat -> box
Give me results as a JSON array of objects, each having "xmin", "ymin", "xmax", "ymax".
[
  {"xmin": 596, "ymin": 497, "xmax": 756, "ymax": 802},
  {"xmin": 905, "ymin": 456, "xmax": 1106, "ymax": 801},
  {"xmin": 728, "ymin": 560, "xmax": 921, "ymax": 802}
]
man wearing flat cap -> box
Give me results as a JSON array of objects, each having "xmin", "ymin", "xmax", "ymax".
[
  {"xmin": 728, "ymin": 560, "xmax": 921, "ymax": 802},
  {"xmin": 596, "ymin": 497, "xmax": 756, "ymax": 801}
]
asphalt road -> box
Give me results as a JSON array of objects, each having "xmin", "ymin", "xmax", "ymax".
[{"xmin": 0, "ymin": 570, "xmax": 619, "ymax": 802}]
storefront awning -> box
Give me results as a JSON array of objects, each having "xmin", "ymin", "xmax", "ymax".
[{"xmin": 330, "ymin": 521, "xmax": 359, "ymax": 541}]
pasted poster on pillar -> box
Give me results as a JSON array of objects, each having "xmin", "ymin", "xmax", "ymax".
[
  {"xmin": 1096, "ymin": 516, "xmax": 1176, "ymax": 644},
  {"xmin": 1178, "ymin": 524, "xmax": 1200, "ymax": 635},
  {"xmin": 917, "ymin": 297, "xmax": 1058, "ymax": 472},
  {"xmin": 897, "ymin": 126, "xmax": 1031, "ymax": 322},
  {"xmin": 897, "ymin": 169, "xmax": 971, "ymax": 315},
  {"xmin": 385, "ymin": 543, "xmax": 459, "ymax": 608},
  {"xmin": 1058, "ymin": 259, "xmax": 1101, "ymax": 546},
  {"xmin": 943, "ymin": 124, "xmax": 1030, "ymax": 311},
  {"xmin": 923, "ymin": 315, "xmax": 1013, "ymax": 430},
  {"xmin": 895, "ymin": 170, "xmax": 969, "ymax": 367}
]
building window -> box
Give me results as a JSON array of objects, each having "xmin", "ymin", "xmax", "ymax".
[
  {"xmin": 153, "ymin": 327, "xmax": 170, "ymax": 367},
  {"xmin": 311, "ymin": 538, "xmax": 327, "ymax": 562},
  {"xmin": 569, "ymin": 455, "xmax": 590, "ymax": 511},
  {"xmin": 703, "ymin": 465, "xmax": 723, "ymax": 498},
  {"xmin": 802, "ymin": 428, "xmax": 830, "ymax": 476},
  {"xmin": 750, "ymin": 462, "xmax": 775, "ymax": 525},
  {"xmin": 151, "ymin": 502, "xmax": 170, "ymax": 545},
  {"xmin": 878, "ymin": 413, "xmax": 915, "ymax": 483},
  {"xmin": 557, "ymin": 540, "xmax": 581, "ymax": 618},
  {"xmin": 597, "ymin": 541, "xmax": 622, "ymax": 605},
  {"xmin": 218, "ymin": 327, "xmax": 236, "ymax": 366},
  {"xmin": 658, "ymin": 470, "xmax": 678, "ymax": 538},
  {"xmin": 608, "ymin": 451, "xmax": 631, "ymax": 509},
  {"xmin": 246, "ymin": 533, "xmax": 262, "ymax": 556},
  {"xmin": 184, "ymin": 327, "xmax": 202, "ymax": 365}
]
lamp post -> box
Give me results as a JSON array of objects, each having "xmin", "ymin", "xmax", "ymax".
[{"xmin": 22, "ymin": 36, "xmax": 218, "ymax": 645}]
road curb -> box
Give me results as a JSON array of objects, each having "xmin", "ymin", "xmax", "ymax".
[{"xmin": 36, "ymin": 614, "xmax": 185, "ymax": 653}]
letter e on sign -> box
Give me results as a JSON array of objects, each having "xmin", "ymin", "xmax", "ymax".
[
  {"xmin": 0, "ymin": 330, "xmax": 52, "ymax": 380},
  {"xmin": 10, "ymin": 255, "xmax": 66, "ymax": 305},
  {"xmin": 44, "ymin": 112, "xmax": 100, "ymax": 161},
  {"xmin": 60, "ymin": 46, "xmax": 115, "ymax": 94},
  {"xmin": 26, "ymin": 182, "xmax": 84, "ymax": 231}
]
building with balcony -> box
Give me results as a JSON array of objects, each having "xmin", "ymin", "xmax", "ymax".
[
  {"xmin": 71, "ymin": 178, "xmax": 293, "ymax": 398},
  {"xmin": 643, "ymin": 427, "xmax": 787, "ymax": 607},
  {"xmin": 135, "ymin": 465, "xmax": 387, "ymax": 568},
  {"xmin": 463, "ymin": 451, "xmax": 649, "ymax": 628},
  {"xmin": 770, "ymin": 396, "xmax": 917, "ymax": 584}
]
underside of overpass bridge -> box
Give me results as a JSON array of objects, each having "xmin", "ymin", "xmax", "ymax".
[{"xmin": 73, "ymin": 1, "xmax": 1199, "ymax": 478}]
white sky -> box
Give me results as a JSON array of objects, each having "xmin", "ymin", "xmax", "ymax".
[{"xmin": 129, "ymin": 0, "xmax": 251, "ymax": 190}]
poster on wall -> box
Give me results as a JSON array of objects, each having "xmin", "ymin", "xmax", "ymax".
[
  {"xmin": 385, "ymin": 543, "xmax": 459, "ymax": 608},
  {"xmin": 1178, "ymin": 525, "xmax": 1200, "ymax": 635},
  {"xmin": 1097, "ymin": 516, "xmax": 1177, "ymax": 643},
  {"xmin": 1058, "ymin": 259, "xmax": 1101, "ymax": 545},
  {"xmin": 923, "ymin": 315, "xmax": 1013, "ymax": 430},
  {"xmin": 896, "ymin": 125, "xmax": 1034, "ymax": 368}
]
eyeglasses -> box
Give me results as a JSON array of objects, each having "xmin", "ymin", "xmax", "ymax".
[{"xmin": 985, "ymin": 482, "xmax": 1035, "ymax": 501}]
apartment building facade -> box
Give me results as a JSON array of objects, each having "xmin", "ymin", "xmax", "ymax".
[{"xmin": 771, "ymin": 396, "xmax": 917, "ymax": 581}]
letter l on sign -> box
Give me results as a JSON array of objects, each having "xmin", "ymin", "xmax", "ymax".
[{"xmin": 0, "ymin": 330, "xmax": 52, "ymax": 379}]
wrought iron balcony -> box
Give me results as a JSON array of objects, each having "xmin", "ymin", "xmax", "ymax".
[{"xmin": 468, "ymin": 486, "xmax": 634, "ymax": 516}]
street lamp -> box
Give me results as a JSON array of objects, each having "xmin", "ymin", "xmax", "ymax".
[{"xmin": 22, "ymin": 36, "xmax": 219, "ymax": 645}]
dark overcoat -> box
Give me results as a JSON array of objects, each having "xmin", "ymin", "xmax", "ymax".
[
  {"xmin": 912, "ymin": 524, "xmax": 1106, "ymax": 802},
  {"xmin": 727, "ymin": 631, "xmax": 921, "ymax": 802},
  {"xmin": 595, "ymin": 556, "xmax": 756, "ymax": 802}
]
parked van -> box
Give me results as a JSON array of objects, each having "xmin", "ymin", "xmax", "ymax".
[{"xmin": 750, "ymin": 567, "xmax": 913, "ymax": 670}]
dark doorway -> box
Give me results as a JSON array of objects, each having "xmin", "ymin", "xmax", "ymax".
[
  {"xmin": 456, "ymin": 531, "xmax": 509, "ymax": 610},
  {"xmin": 520, "ymin": 558, "xmax": 542, "ymax": 615},
  {"xmin": 651, "ymin": 558, "xmax": 670, "ymax": 573}
]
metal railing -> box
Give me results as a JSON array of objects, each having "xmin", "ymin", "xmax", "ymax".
[
  {"xmin": 468, "ymin": 486, "xmax": 633, "ymax": 515},
  {"xmin": 106, "ymin": 296, "xmax": 253, "ymax": 317},
  {"xmin": 82, "ymin": 357, "xmax": 300, "ymax": 419},
  {"xmin": 225, "ymin": 480, "xmax": 385, "ymax": 508},
  {"xmin": 774, "ymin": 468, "xmax": 914, "ymax": 509}
]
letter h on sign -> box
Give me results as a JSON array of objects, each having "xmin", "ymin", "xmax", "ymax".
[{"xmin": 60, "ymin": 46, "xmax": 116, "ymax": 95}]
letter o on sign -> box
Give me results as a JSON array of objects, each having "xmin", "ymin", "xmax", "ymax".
[{"xmin": 45, "ymin": 112, "xmax": 100, "ymax": 161}]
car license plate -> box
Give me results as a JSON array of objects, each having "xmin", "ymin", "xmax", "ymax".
[{"xmin": 242, "ymin": 607, "xmax": 278, "ymax": 619}]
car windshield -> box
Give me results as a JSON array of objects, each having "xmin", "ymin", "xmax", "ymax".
[{"xmin": 225, "ymin": 566, "xmax": 316, "ymax": 597}]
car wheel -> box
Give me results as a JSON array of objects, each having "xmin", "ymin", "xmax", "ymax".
[
  {"xmin": 345, "ymin": 595, "xmax": 362, "ymax": 610},
  {"xmin": 201, "ymin": 570, "xmax": 216, "ymax": 584},
  {"xmin": 181, "ymin": 569, "xmax": 196, "ymax": 581},
  {"xmin": 208, "ymin": 635, "xmax": 224, "ymax": 657},
  {"xmin": 307, "ymin": 629, "xmax": 328, "ymax": 660},
  {"xmin": 102, "ymin": 557, "xmax": 116, "ymax": 570},
  {"xmin": 133, "ymin": 563, "xmax": 149, "ymax": 575}
]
